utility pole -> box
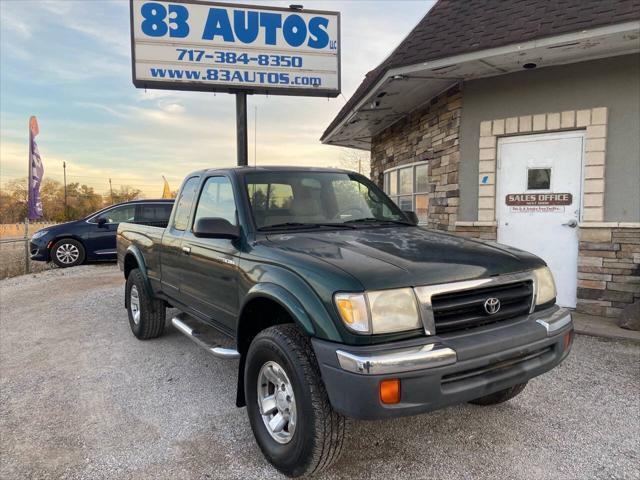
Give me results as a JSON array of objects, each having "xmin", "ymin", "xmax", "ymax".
[
  {"xmin": 109, "ymin": 178, "xmax": 114, "ymax": 204},
  {"xmin": 236, "ymin": 92, "xmax": 248, "ymax": 167},
  {"xmin": 63, "ymin": 161, "xmax": 67, "ymax": 220}
]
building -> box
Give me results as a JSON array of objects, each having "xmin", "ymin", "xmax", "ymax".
[{"xmin": 322, "ymin": 0, "xmax": 640, "ymax": 319}]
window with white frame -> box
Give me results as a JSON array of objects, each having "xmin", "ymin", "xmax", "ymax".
[{"xmin": 383, "ymin": 162, "xmax": 430, "ymax": 223}]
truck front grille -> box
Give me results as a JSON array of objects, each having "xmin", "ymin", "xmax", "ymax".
[{"xmin": 431, "ymin": 281, "xmax": 533, "ymax": 334}]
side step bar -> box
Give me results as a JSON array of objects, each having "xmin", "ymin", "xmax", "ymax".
[{"xmin": 171, "ymin": 314, "xmax": 240, "ymax": 359}]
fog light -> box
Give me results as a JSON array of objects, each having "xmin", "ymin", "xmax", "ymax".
[{"xmin": 379, "ymin": 379, "xmax": 401, "ymax": 404}]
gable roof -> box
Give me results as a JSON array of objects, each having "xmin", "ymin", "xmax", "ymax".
[{"xmin": 322, "ymin": 0, "xmax": 640, "ymax": 143}]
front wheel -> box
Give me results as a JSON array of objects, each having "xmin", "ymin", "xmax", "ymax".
[
  {"xmin": 245, "ymin": 324, "xmax": 346, "ymax": 477},
  {"xmin": 51, "ymin": 239, "xmax": 85, "ymax": 268},
  {"xmin": 469, "ymin": 382, "xmax": 528, "ymax": 406}
]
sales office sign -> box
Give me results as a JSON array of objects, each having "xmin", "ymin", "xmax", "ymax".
[{"xmin": 130, "ymin": 0, "xmax": 340, "ymax": 96}]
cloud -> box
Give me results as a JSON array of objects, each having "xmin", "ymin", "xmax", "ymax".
[
  {"xmin": 38, "ymin": 0, "xmax": 131, "ymax": 54},
  {"xmin": 1, "ymin": 0, "xmax": 434, "ymax": 197},
  {"xmin": 0, "ymin": 9, "xmax": 32, "ymax": 39}
]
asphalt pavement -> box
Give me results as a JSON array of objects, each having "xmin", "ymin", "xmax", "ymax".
[{"xmin": 1, "ymin": 265, "xmax": 638, "ymax": 479}]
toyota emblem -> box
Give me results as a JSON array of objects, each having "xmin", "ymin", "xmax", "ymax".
[{"xmin": 484, "ymin": 297, "xmax": 501, "ymax": 315}]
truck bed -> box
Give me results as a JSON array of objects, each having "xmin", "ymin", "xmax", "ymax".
[{"xmin": 117, "ymin": 222, "xmax": 165, "ymax": 282}]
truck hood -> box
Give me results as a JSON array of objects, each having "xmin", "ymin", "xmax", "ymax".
[{"xmin": 265, "ymin": 226, "xmax": 544, "ymax": 290}]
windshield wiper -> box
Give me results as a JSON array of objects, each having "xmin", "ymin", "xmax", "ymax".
[
  {"xmin": 258, "ymin": 222, "xmax": 357, "ymax": 231},
  {"xmin": 343, "ymin": 217, "xmax": 413, "ymax": 226},
  {"xmin": 258, "ymin": 222, "xmax": 321, "ymax": 231}
]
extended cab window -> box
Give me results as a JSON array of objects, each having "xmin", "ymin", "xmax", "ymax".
[
  {"xmin": 193, "ymin": 176, "xmax": 237, "ymax": 226},
  {"xmin": 172, "ymin": 177, "xmax": 199, "ymax": 231},
  {"xmin": 136, "ymin": 203, "xmax": 173, "ymax": 226}
]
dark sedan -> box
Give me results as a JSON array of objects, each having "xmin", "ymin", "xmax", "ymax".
[{"xmin": 30, "ymin": 199, "xmax": 174, "ymax": 268}]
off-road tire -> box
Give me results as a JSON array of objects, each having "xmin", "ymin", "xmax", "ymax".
[
  {"xmin": 50, "ymin": 238, "xmax": 85, "ymax": 268},
  {"xmin": 245, "ymin": 324, "xmax": 346, "ymax": 477},
  {"xmin": 469, "ymin": 382, "xmax": 528, "ymax": 406},
  {"xmin": 125, "ymin": 268, "xmax": 165, "ymax": 340}
]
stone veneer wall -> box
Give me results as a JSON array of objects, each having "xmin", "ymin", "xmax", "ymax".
[
  {"xmin": 577, "ymin": 226, "xmax": 640, "ymax": 317},
  {"xmin": 371, "ymin": 85, "xmax": 462, "ymax": 231},
  {"xmin": 369, "ymin": 85, "xmax": 638, "ymax": 319}
]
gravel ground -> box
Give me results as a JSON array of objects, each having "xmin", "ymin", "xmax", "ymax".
[
  {"xmin": 1, "ymin": 265, "xmax": 639, "ymax": 480},
  {"xmin": 0, "ymin": 240, "xmax": 54, "ymax": 279}
]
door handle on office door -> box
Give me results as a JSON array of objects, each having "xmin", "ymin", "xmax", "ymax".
[
  {"xmin": 182, "ymin": 246, "xmax": 191, "ymax": 255},
  {"xmin": 562, "ymin": 219, "xmax": 578, "ymax": 228}
]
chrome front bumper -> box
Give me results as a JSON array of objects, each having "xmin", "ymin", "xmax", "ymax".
[
  {"xmin": 335, "ymin": 307, "xmax": 572, "ymax": 375},
  {"xmin": 312, "ymin": 306, "xmax": 574, "ymax": 419}
]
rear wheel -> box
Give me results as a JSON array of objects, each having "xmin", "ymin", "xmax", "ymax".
[
  {"xmin": 469, "ymin": 382, "xmax": 528, "ymax": 406},
  {"xmin": 51, "ymin": 239, "xmax": 85, "ymax": 268},
  {"xmin": 126, "ymin": 268, "xmax": 165, "ymax": 340},
  {"xmin": 245, "ymin": 324, "xmax": 346, "ymax": 477}
]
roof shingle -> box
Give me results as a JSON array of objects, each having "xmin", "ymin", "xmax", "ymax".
[{"xmin": 322, "ymin": 0, "xmax": 640, "ymax": 141}]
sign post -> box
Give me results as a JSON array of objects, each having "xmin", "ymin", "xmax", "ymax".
[
  {"xmin": 236, "ymin": 92, "xmax": 248, "ymax": 167},
  {"xmin": 129, "ymin": 0, "xmax": 341, "ymax": 167}
]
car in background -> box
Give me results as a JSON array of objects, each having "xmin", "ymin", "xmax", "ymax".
[{"xmin": 30, "ymin": 199, "xmax": 174, "ymax": 268}]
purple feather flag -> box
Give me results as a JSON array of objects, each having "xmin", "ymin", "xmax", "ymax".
[{"xmin": 28, "ymin": 116, "xmax": 44, "ymax": 219}]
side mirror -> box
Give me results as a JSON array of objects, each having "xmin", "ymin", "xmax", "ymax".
[
  {"xmin": 193, "ymin": 217, "xmax": 240, "ymax": 240},
  {"xmin": 403, "ymin": 210, "xmax": 419, "ymax": 225},
  {"xmin": 97, "ymin": 217, "xmax": 107, "ymax": 227}
]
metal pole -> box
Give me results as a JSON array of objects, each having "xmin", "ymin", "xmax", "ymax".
[
  {"xmin": 109, "ymin": 178, "xmax": 114, "ymax": 204},
  {"xmin": 254, "ymin": 105, "xmax": 257, "ymax": 167},
  {"xmin": 63, "ymin": 161, "xmax": 67, "ymax": 221},
  {"xmin": 24, "ymin": 217, "xmax": 30, "ymax": 274},
  {"xmin": 236, "ymin": 93, "xmax": 248, "ymax": 167},
  {"xmin": 25, "ymin": 119, "xmax": 31, "ymax": 274}
]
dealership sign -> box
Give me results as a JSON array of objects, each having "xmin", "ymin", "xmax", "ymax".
[
  {"xmin": 129, "ymin": 0, "xmax": 340, "ymax": 96},
  {"xmin": 505, "ymin": 193, "xmax": 573, "ymax": 213},
  {"xmin": 505, "ymin": 193, "xmax": 573, "ymax": 206}
]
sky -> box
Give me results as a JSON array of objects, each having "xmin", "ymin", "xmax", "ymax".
[{"xmin": 1, "ymin": 0, "xmax": 434, "ymax": 197}]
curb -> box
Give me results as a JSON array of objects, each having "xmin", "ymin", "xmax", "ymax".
[{"xmin": 573, "ymin": 314, "xmax": 640, "ymax": 344}]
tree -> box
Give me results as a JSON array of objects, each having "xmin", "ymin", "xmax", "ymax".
[
  {"xmin": 107, "ymin": 185, "xmax": 143, "ymax": 205},
  {"xmin": 0, "ymin": 179, "xmax": 27, "ymax": 223},
  {"xmin": 0, "ymin": 177, "xmax": 109, "ymax": 222},
  {"xmin": 40, "ymin": 178, "xmax": 66, "ymax": 222},
  {"xmin": 338, "ymin": 149, "xmax": 371, "ymax": 178}
]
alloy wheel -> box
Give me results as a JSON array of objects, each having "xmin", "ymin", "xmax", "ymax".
[
  {"xmin": 130, "ymin": 285, "xmax": 141, "ymax": 325},
  {"xmin": 257, "ymin": 361, "xmax": 297, "ymax": 444},
  {"xmin": 55, "ymin": 243, "xmax": 80, "ymax": 265}
]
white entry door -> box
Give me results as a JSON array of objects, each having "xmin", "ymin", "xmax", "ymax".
[{"xmin": 496, "ymin": 131, "xmax": 584, "ymax": 308}]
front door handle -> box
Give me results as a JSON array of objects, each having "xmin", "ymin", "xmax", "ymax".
[
  {"xmin": 182, "ymin": 246, "xmax": 191, "ymax": 255},
  {"xmin": 562, "ymin": 219, "xmax": 578, "ymax": 228}
]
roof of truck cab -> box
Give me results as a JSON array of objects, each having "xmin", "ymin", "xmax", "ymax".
[{"xmin": 192, "ymin": 166, "xmax": 356, "ymax": 176}]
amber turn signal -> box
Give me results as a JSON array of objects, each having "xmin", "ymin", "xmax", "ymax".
[{"xmin": 379, "ymin": 379, "xmax": 401, "ymax": 404}]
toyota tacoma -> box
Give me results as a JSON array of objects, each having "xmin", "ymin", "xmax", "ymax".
[{"xmin": 117, "ymin": 167, "xmax": 573, "ymax": 477}]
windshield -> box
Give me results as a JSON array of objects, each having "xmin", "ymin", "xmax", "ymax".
[{"xmin": 245, "ymin": 171, "xmax": 409, "ymax": 230}]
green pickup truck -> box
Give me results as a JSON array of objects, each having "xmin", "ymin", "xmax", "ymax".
[{"xmin": 117, "ymin": 167, "xmax": 573, "ymax": 477}]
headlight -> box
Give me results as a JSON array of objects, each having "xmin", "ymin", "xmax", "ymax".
[
  {"xmin": 31, "ymin": 230, "xmax": 49, "ymax": 240},
  {"xmin": 334, "ymin": 288, "xmax": 422, "ymax": 335},
  {"xmin": 534, "ymin": 267, "xmax": 557, "ymax": 305}
]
